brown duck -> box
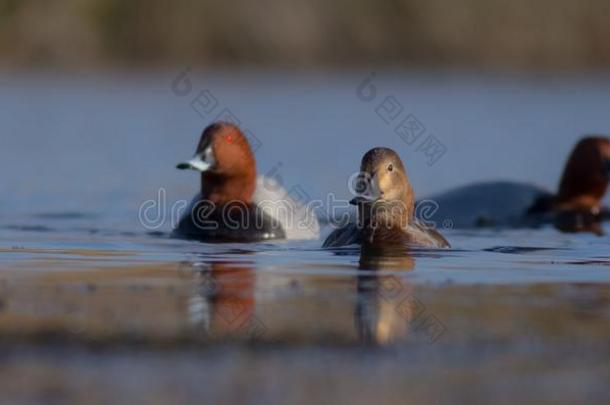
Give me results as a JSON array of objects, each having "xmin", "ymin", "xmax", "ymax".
[{"xmin": 323, "ymin": 147, "xmax": 450, "ymax": 249}]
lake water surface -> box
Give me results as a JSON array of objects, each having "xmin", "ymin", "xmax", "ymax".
[{"xmin": 1, "ymin": 71, "xmax": 610, "ymax": 403}]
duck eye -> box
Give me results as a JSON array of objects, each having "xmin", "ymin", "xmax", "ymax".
[{"xmin": 387, "ymin": 164, "xmax": 393, "ymax": 172}]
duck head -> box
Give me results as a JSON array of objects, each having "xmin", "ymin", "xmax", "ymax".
[
  {"xmin": 177, "ymin": 122, "xmax": 257, "ymax": 205},
  {"xmin": 350, "ymin": 147, "xmax": 415, "ymax": 228},
  {"xmin": 556, "ymin": 136, "xmax": 610, "ymax": 213}
]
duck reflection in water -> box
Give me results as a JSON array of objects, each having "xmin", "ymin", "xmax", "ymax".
[
  {"xmin": 355, "ymin": 246, "xmax": 446, "ymax": 346},
  {"xmin": 181, "ymin": 249, "xmax": 446, "ymax": 346},
  {"xmin": 184, "ymin": 260, "xmax": 266, "ymax": 341}
]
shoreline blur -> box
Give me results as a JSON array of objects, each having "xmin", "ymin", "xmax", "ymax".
[{"xmin": 2, "ymin": 0, "xmax": 610, "ymax": 71}]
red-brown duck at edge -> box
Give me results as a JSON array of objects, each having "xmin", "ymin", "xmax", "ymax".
[
  {"xmin": 535, "ymin": 136, "xmax": 610, "ymax": 234},
  {"xmin": 424, "ymin": 136, "xmax": 610, "ymax": 235}
]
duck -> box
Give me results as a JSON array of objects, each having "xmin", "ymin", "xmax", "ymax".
[
  {"xmin": 323, "ymin": 147, "xmax": 450, "ymax": 249},
  {"xmin": 173, "ymin": 122, "xmax": 319, "ymax": 242},
  {"xmin": 423, "ymin": 136, "xmax": 610, "ymax": 234}
]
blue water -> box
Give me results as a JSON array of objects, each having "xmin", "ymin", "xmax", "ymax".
[
  {"xmin": 2, "ymin": 71, "xmax": 610, "ymax": 402},
  {"xmin": 3, "ymin": 71, "xmax": 610, "ymax": 217},
  {"xmin": 3, "ymin": 71, "xmax": 610, "ymax": 271}
]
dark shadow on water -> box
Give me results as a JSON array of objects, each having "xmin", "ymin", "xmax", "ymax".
[
  {"xmin": 2, "ymin": 225, "xmax": 56, "ymax": 233},
  {"xmin": 484, "ymin": 246, "xmax": 561, "ymax": 254},
  {"xmin": 566, "ymin": 260, "xmax": 610, "ymax": 266},
  {"xmin": 32, "ymin": 212, "xmax": 99, "ymax": 220}
]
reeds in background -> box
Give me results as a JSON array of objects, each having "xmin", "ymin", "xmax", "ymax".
[{"xmin": 1, "ymin": 0, "xmax": 610, "ymax": 70}]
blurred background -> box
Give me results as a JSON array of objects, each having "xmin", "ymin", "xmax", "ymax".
[
  {"xmin": 2, "ymin": 0, "xmax": 610, "ymax": 70},
  {"xmin": 4, "ymin": 4, "xmax": 610, "ymax": 403},
  {"xmin": 2, "ymin": 0, "xmax": 610, "ymax": 231}
]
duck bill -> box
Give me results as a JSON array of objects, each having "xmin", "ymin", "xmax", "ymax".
[
  {"xmin": 350, "ymin": 172, "xmax": 381, "ymax": 205},
  {"xmin": 349, "ymin": 195, "xmax": 376, "ymax": 205},
  {"xmin": 176, "ymin": 155, "xmax": 211, "ymax": 172}
]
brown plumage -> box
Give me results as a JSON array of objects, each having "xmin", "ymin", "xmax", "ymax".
[
  {"xmin": 555, "ymin": 136, "xmax": 610, "ymax": 213},
  {"xmin": 173, "ymin": 122, "xmax": 285, "ymax": 242},
  {"xmin": 323, "ymin": 147, "xmax": 450, "ymax": 249},
  {"xmin": 197, "ymin": 123, "xmax": 257, "ymax": 205},
  {"xmin": 525, "ymin": 136, "xmax": 610, "ymax": 234}
]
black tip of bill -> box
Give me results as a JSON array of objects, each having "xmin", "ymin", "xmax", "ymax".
[{"xmin": 350, "ymin": 196, "xmax": 372, "ymax": 206}]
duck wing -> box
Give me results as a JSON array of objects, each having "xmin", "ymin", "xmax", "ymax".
[{"xmin": 322, "ymin": 223, "xmax": 362, "ymax": 248}]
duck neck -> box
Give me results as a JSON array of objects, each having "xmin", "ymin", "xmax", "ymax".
[
  {"xmin": 556, "ymin": 141, "xmax": 609, "ymax": 212},
  {"xmin": 556, "ymin": 179, "xmax": 607, "ymax": 213},
  {"xmin": 201, "ymin": 172, "xmax": 256, "ymax": 206},
  {"xmin": 358, "ymin": 198, "xmax": 413, "ymax": 231}
]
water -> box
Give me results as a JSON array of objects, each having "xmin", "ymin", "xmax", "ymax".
[{"xmin": 2, "ymin": 71, "xmax": 610, "ymax": 403}]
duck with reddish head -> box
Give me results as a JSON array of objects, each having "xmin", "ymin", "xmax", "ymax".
[
  {"xmin": 425, "ymin": 136, "xmax": 610, "ymax": 235},
  {"xmin": 544, "ymin": 136, "xmax": 610, "ymax": 234},
  {"xmin": 323, "ymin": 147, "xmax": 450, "ymax": 249},
  {"xmin": 174, "ymin": 122, "xmax": 319, "ymax": 242}
]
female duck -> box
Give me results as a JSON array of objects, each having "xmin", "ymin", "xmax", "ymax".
[
  {"xmin": 174, "ymin": 122, "xmax": 319, "ymax": 242},
  {"xmin": 323, "ymin": 147, "xmax": 450, "ymax": 249}
]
